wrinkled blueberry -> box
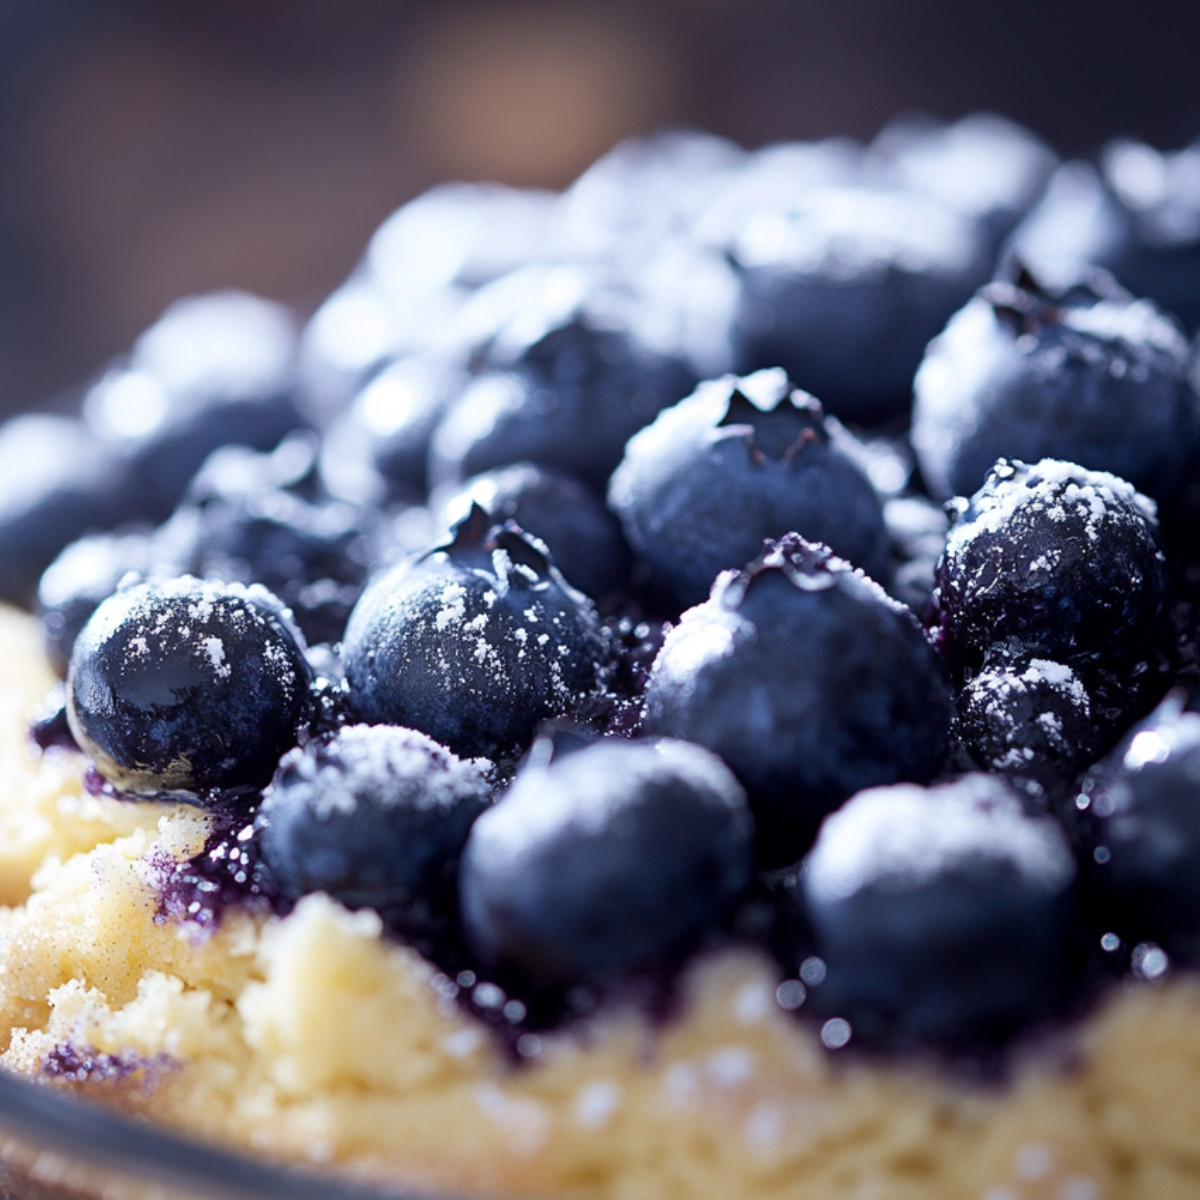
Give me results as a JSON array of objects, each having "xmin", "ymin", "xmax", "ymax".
[
  {"xmin": 643, "ymin": 535, "xmax": 952, "ymax": 866},
  {"xmin": 930, "ymin": 459, "xmax": 1169, "ymax": 685},
  {"xmin": 459, "ymin": 733, "xmax": 754, "ymax": 990},
  {"xmin": 259, "ymin": 724, "xmax": 493, "ymax": 939},
  {"xmin": 67, "ymin": 577, "xmax": 312, "ymax": 798},
  {"xmin": 911, "ymin": 263, "xmax": 1197, "ymax": 504},
  {"xmin": 793, "ymin": 773, "xmax": 1079, "ymax": 1050},
  {"xmin": 954, "ymin": 652, "xmax": 1104, "ymax": 796},
  {"xmin": 608, "ymin": 369, "xmax": 891, "ymax": 610},
  {"xmin": 342, "ymin": 505, "xmax": 610, "ymax": 760}
]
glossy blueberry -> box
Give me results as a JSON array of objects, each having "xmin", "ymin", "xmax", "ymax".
[
  {"xmin": 67, "ymin": 577, "xmax": 312, "ymax": 798},
  {"xmin": 83, "ymin": 292, "xmax": 308, "ymax": 522},
  {"xmin": 428, "ymin": 265, "xmax": 696, "ymax": 491},
  {"xmin": 1077, "ymin": 694, "xmax": 1200, "ymax": 960},
  {"xmin": 0, "ymin": 413, "xmax": 139, "ymax": 606},
  {"xmin": 608, "ymin": 369, "xmax": 891, "ymax": 610},
  {"xmin": 911, "ymin": 263, "xmax": 1198, "ymax": 504},
  {"xmin": 930, "ymin": 459, "xmax": 1169, "ymax": 683},
  {"xmin": 341, "ymin": 505, "xmax": 610, "ymax": 761},
  {"xmin": 643, "ymin": 535, "xmax": 952, "ymax": 866},
  {"xmin": 713, "ymin": 183, "xmax": 991, "ymax": 425},
  {"xmin": 259, "ymin": 724, "xmax": 492, "ymax": 938},
  {"xmin": 953, "ymin": 651, "xmax": 1104, "ymax": 795},
  {"xmin": 459, "ymin": 733, "xmax": 754, "ymax": 990},
  {"xmin": 793, "ymin": 774, "xmax": 1079, "ymax": 1050},
  {"xmin": 437, "ymin": 462, "xmax": 632, "ymax": 604}
]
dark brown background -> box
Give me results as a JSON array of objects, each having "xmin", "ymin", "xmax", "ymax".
[{"xmin": 1, "ymin": 0, "xmax": 1196, "ymax": 410}]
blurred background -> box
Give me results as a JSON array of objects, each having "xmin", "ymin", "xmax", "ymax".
[{"xmin": 2, "ymin": 0, "xmax": 1198, "ymax": 411}]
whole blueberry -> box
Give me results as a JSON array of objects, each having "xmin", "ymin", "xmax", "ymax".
[
  {"xmin": 930, "ymin": 458, "xmax": 1169, "ymax": 681},
  {"xmin": 428, "ymin": 265, "xmax": 696, "ymax": 491},
  {"xmin": 0, "ymin": 413, "xmax": 139, "ymax": 606},
  {"xmin": 1009, "ymin": 146, "xmax": 1200, "ymax": 333},
  {"xmin": 1078, "ymin": 694, "xmax": 1200, "ymax": 960},
  {"xmin": 608, "ymin": 369, "xmax": 891, "ymax": 610},
  {"xmin": 459, "ymin": 734, "xmax": 754, "ymax": 990},
  {"xmin": 796, "ymin": 774, "xmax": 1079, "ymax": 1049},
  {"xmin": 911, "ymin": 264, "xmax": 1198, "ymax": 504},
  {"xmin": 954, "ymin": 653, "xmax": 1104, "ymax": 796},
  {"xmin": 436, "ymin": 462, "xmax": 632, "ymax": 604},
  {"xmin": 259, "ymin": 724, "xmax": 492, "ymax": 938},
  {"xmin": 713, "ymin": 184, "xmax": 991, "ymax": 425},
  {"xmin": 67, "ymin": 577, "xmax": 312, "ymax": 798},
  {"xmin": 342, "ymin": 505, "xmax": 610, "ymax": 761},
  {"xmin": 83, "ymin": 292, "xmax": 308, "ymax": 522},
  {"xmin": 643, "ymin": 535, "xmax": 952, "ymax": 866}
]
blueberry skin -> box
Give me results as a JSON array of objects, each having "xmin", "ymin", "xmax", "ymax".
[
  {"xmin": 954, "ymin": 653, "xmax": 1104, "ymax": 796},
  {"xmin": 342, "ymin": 506, "xmax": 610, "ymax": 761},
  {"xmin": 608, "ymin": 369, "xmax": 891, "ymax": 610},
  {"xmin": 427, "ymin": 265, "xmax": 696, "ymax": 491},
  {"xmin": 719, "ymin": 185, "xmax": 991, "ymax": 425},
  {"xmin": 459, "ymin": 734, "xmax": 754, "ymax": 990},
  {"xmin": 642, "ymin": 535, "xmax": 953, "ymax": 867},
  {"xmin": 83, "ymin": 292, "xmax": 308, "ymax": 522},
  {"xmin": 911, "ymin": 264, "xmax": 1198, "ymax": 504},
  {"xmin": 259, "ymin": 724, "xmax": 492, "ymax": 937},
  {"xmin": 796, "ymin": 774, "xmax": 1078, "ymax": 1049},
  {"xmin": 1009, "ymin": 148, "xmax": 1200, "ymax": 333},
  {"xmin": 1079, "ymin": 694, "xmax": 1200, "ymax": 959},
  {"xmin": 930, "ymin": 458, "xmax": 1168, "ymax": 680},
  {"xmin": 436, "ymin": 462, "xmax": 632, "ymax": 604},
  {"xmin": 37, "ymin": 530, "xmax": 171, "ymax": 678},
  {"xmin": 67, "ymin": 577, "xmax": 312, "ymax": 798},
  {"xmin": 0, "ymin": 413, "xmax": 139, "ymax": 606}
]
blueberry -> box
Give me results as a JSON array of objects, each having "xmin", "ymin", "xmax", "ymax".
[
  {"xmin": 1077, "ymin": 693, "xmax": 1200, "ymax": 961},
  {"xmin": 427, "ymin": 265, "xmax": 696, "ymax": 491},
  {"xmin": 795, "ymin": 773, "xmax": 1079, "ymax": 1049},
  {"xmin": 865, "ymin": 113, "xmax": 1058, "ymax": 253},
  {"xmin": 608, "ymin": 369, "xmax": 891, "ymax": 610},
  {"xmin": 954, "ymin": 652, "xmax": 1104, "ymax": 796},
  {"xmin": 713, "ymin": 183, "xmax": 991, "ymax": 425},
  {"xmin": 67, "ymin": 577, "xmax": 312, "ymax": 799},
  {"xmin": 1009, "ymin": 144, "xmax": 1200, "ymax": 332},
  {"xmin": 436, "ymin": 462, "xmax": 632, "ymax": 604},
  {"xmin": 0, "ymin": 413, "xmax": 138, "ymax": 606},
  {"xmin": 643, "ymin": 535, "xmax": 953, "ymax": 866},
  {"xmin": 341, "ymin": 505, "xmax": 610, "ymax": 761},
  {"xmin": 319, "ymin": 353, "xmax": 460, "ymax": 509},
  {"xmin": 83, "ymin": 292, "xmax": 308, "ymax": 521},
  {"xmin": 37, "ymin": 530, "xmax": 172, "ymax": 678},
  {"xmin": 930, "ymin": 459, "xmax": 1169, "ymax": 687},
  {"xmin": 459, "ymin": 733, "xmax": 754, "ymax": 990},
  {"xmin": 259, "ymin": 724, "xmax": 493, "ymax": 939},
  {"xmin": 911, "ymin": 263, "xmax": 1198, "ymax": 504}
]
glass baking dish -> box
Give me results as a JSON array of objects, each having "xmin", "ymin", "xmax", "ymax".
[{"xmin": 0, "ymin": 1067, "xmax": 473, "ymax": 1200}]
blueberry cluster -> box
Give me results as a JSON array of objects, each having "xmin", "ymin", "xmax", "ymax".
[{"xmin": 20, "ymin": 112, "xmax": 1200, "ymax": 1062}]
